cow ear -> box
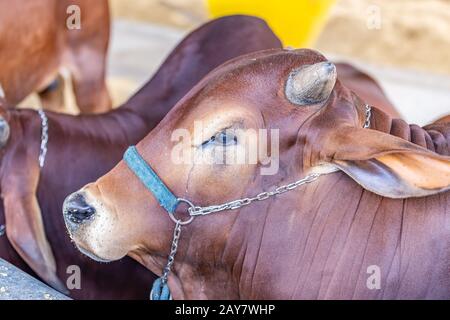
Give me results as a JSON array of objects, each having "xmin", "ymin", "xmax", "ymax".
[
  {"xmin": 4, "ymin": 194, "xmax": 68, "ymax": 294},
  {"xmin": 322, "ymin": 127, "xmax": 450, "ymax": 198},
  {"xmin": 2, "ymin": 152, "xmax": 68, "ymax": 294}
]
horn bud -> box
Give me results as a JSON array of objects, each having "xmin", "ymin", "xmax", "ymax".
[{"xmin": 286, "ymin": 61, "xmax": 337, "ymax": 106}]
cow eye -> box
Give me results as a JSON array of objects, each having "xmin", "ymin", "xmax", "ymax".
[{"xmin": 202, "ymin": 131, "xmax": 237, "ymax": 147}]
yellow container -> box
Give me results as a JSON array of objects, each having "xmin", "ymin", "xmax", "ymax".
[{"xmin": 207, "ymin": 0, "xmax": 336, "ymax": 48}]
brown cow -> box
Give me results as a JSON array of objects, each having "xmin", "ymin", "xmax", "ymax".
[
  {"xmin": 0, "ymin": 0, "xmax": 111, "ymax": 113},
  {"xmin": 0, "ymin": 14, "xmax": 400, "ymax": 298},
  {"xmin": 0, "ymin": 16, "xmax": 284, "ymax": 299},
  {"xmin": 63, "ymin": 48, "xmax": 450, "ymax": 299}
]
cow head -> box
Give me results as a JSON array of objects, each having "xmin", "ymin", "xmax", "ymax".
[{"xmin": 63, "ymin": 49, "xmax": 450, "ymax": 298}]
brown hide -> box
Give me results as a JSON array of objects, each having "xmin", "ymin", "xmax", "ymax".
[
  {"xmin": 335, "ymin": 63, "xmax": 399, "ymax": 118},
  {"xmin": 0, "ymin": 0, "xmax": 111, "ymax": 113}
]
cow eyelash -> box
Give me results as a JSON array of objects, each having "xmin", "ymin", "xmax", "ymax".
[{"xmin": 201, "ymin": 130, "xmax": 238, "ymax": 147}]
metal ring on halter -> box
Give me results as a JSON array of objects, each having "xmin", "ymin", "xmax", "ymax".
[{"xmin": 168, "ymin": 198, "xmax": 195, "ymax": 225}]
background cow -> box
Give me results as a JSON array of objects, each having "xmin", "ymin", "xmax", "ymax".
[
  {"xmin": 64, "ymin": 48, "xmax": 449, "ymax": 299},
  {"xmin": 0, "ymin": 0, "xmax": 111, "ymax": 113}
]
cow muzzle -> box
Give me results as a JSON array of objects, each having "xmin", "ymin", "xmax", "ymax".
[
  {"xmin": 62, "ymin": 187, "xmax": 128, "ymax": 262},
  {"xmin": 63, "ymin": 192, "xmax": 96, "ymax": 228}
]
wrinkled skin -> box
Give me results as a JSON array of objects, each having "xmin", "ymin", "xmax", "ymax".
[
  {"xmin": 0, "ymin": 0, "xmax": 111, "ymax": 113},
  {"xmin": 66, "ymin": 49, "xmax": 450, "ymax": 299},
  {"xmin": 0, "ymin": 16, "xmax": 284, "ymax": 299}
]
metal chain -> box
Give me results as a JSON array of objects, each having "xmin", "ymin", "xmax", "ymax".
[
  {"xmin": 161, "ymin": 220, "xmax": 182, "ymax": 285},
  {"xmin": 0, "ymin": 224, "xmax": 5, "ymax": 237},
  {"xmin": 37, "ymin": 109, "xmax": 49, "ymax": 168},
  {"xmin": 188, "ymin": 172, "xmax": 322, "ymax": 217}
]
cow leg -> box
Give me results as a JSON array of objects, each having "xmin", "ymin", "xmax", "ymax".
[
  {"xmin": 38, "ymin": 74, "xmax": 66, "ymax": 113},
  {"xmin": 70, "ymin": 48, "xmax": 112, "ymax": 114}
]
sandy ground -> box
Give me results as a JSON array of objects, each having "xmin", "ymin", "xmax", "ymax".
[
  {"xmin": 106, "ymin": 0, "xmax": 450, "ymax": 124},
  {"xmin": 110, "ymin": 0, "xmax": 207, "ymax": 29},
  {"xmin": 315, "ymin": 0, "xmax": 450, "ymax": 75},
  {"xmin": 110, "ymin": 0, "xmax": 450, "ymax": 76}
]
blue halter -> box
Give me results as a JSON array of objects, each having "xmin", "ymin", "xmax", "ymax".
[
  {"xmin": 124, "ymin": 146, "xmax": 179, "ymax": 214},
  {"xmin": 124, "ymin": 146, "xmax": 181, "ymax": 300}
]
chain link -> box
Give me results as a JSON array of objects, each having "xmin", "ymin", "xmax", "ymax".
[
  {"xmin": 37, "ymin": 109, "xmax": 49, "ymax": 168},
  {"xmin": 363, "ymin": 104, "xmax": 372, "ymax": 129},
  {"xmin": 161, "ymin": 220, "xmax": 182, "ymax": 285}
]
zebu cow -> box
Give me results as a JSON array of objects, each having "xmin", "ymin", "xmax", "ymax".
[
  {"xmin": 0, "ymin": 16, "xmax": 283, "ymax": 299},
  {"xmin": 0, "ymin": 0, "xmax": 111, "ymax": 113},
  {"xmin": 63, "ymin": 48, "xmax": 450, "ymax": 299}
]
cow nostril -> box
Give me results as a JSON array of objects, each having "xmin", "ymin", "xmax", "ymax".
[
  {"xmin": 67, "ymin": 206, "xmax": 95, "ymax": 223},
  {"xmin": 64, "ymin": 194, "xmax": 96, "ymax": 224}
]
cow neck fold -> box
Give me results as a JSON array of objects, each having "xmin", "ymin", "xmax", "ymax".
[{"xmin": 370, "ymin": 106, "xmax": 448, "ymax": 154}]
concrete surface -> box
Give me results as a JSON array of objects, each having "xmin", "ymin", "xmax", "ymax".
[
  {"xmin": 109, "ymin": 19, "xmax": 449, "ymax": 126},
  {"xmin": 0, "ymin": 259, "xmax": 70, "ymax": 300}
]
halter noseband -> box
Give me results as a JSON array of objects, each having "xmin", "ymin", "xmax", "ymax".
[
  {"xmin": 124, "ymin": 146, "xmax": 195, "ymax": 226},
  {"xmin": 124, "ymin": 147, "xmax": 179, "ymax": 213}
]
